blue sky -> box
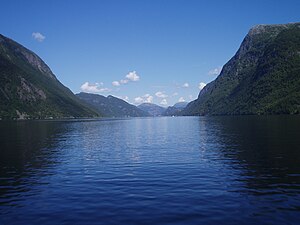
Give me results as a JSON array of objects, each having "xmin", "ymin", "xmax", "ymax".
[{"xmin": 1, "ymin": 0, "xmax": 300, "ymax": 106}]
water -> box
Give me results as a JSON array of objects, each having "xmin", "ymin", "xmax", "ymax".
[{"xmin": 0, "ymin": 116, "xmax": 300, "ymax": 224}]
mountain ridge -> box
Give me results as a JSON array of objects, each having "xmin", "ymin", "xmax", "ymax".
[
  {"xmin": 163, "ymin": 102, "xmax": 189, "ymax": 116},
  {"xmin": 2, "ymin": 22, "xmax": 299, "ymax": 119},
  {"xmin": 137, "ymin": 103, "xmax": 166, "ymax": 116},
  {"xmin": 0, "ymin": 33, "xmax": 99, "ymax": 119},
  {"xmin": 76, "ymin": 92, "xmax": 149, "ymax": 117},
  {"xmin": 182, "ymin": 22, "xmax": 300, "ymax": 115}
]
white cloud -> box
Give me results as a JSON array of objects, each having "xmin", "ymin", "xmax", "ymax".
[
  {"xmin": 182, "ymin": 83, "xmax": 189, "ymax": 88},
  {"xmin": 198, "ymin": 82, "xmax": 206, "ymax": 90},
  {"xmin": 173, "ymin": 92, "xmax": 178, "ymax": 96},
  {"xmin": 80, "ymin": 82, "xmax": 110, "ymax": 93},
  {"xmin": 117, "ymin": 96, "xmax": 129, "ymax": 102},
  {"xmin": 155, "ymin": 91, "xmax": 168, "ymax": 98},
  {"xmin": 134, "ymin": 97, "xmax": 144, "ymax": 104},
  {"xmin": 120, "ymin": 79, "xmax": 129, "ymax": 84},
  {"xmin": 178, "ymin": 97, "xmax": 185, "ymax": 102},
  {"xmin": 134, "ymin": 94, "xmax": 153, "ymax": 104},
  {"xmin": 112, "ymin": 81, "xmax": 120, "ymax": 86},
  {"xmin": 32, "ymin": 32, "xmax": 45, "ymax": 42},
  {"xmin": 125, "ymin": 71, "xmax": 140, "ymax": 81},
  {"xmin": 96, "ymin": 82, "xmax": 104, "ymax": 86},
  {"xmin": 160, "ymin": 99, "xmax": 168, "ymax": 105},
  {"xmin": 111, "ymin": 71, "xmax": 139, "ymax": 88},
  {"xmin": 143, "ymin": 94, "xmax": 153, "ymax": 103},
  {"xmin": 208, "ymin": 67, "xmax": 222, "ymax": 76}
]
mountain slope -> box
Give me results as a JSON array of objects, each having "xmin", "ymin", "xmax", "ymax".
[
  {"xmin": 183, "ymin": 23, "xmax": 300, "ymax": 115},
  {"xmin": 76, "ymin": 92, "xmax": 149, "ymax": 117},
  {"xmin": 173, "ymin": 102, "xmax": 189, "ymax": 109},
  {"xmin": 0, "ymin": 34, "xmax": 99, "ymax": 119},
  {"xmin": 163, "ymin": 102, "xmax": 188, "ymax": 116},
  {"xmin": 137, "ymin": 103, "xmax": 166, "ymax": 116}
]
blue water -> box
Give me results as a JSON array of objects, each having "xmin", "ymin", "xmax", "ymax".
[{"xmin": 0, "ymin": 116, "xmax": 300, "ymax": 224}]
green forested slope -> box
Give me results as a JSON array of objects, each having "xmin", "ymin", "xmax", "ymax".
[
  {"xmin": 0, "ymin": 34, "xmax": 99, "ymax": 119},
  {"xmin": 76, "ymin": 92, "xmax": 149, "ymax": 117},
  {"xmin": 183, "ymin": 23, "xmax": 300, "ymax": 115}
]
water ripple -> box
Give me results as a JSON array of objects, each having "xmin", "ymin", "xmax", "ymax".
[{"xmin": 0, "ymin": 116, "xmax": 300, "ymax": 224}]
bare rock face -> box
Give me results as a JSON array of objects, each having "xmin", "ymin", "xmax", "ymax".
[
  {"xmin": 17, "ymin": 77, "xmax": 47, "ymax": 102},
  {"xmin": 15, "ymin": 109, "xmax": 29, "ymax": 120},
  {"xmin": 20, "ymin": 50, "xmax": 56, "ymax": 80}
]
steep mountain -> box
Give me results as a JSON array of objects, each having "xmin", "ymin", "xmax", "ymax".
[
  {"xmin": 137, "ymin": 103, "xmax": 166, "ymax": 116},
  {"xmin": 163, "ymin": 102, "xmax": 189, "ymax": 116},
  {"xmin": 0, "ymin": 34, "xmax": 99, "ymax": 119},
  {"xmin": 76, "ymin": 92, "xmax": 149, "ymax": 117},
  {"xmin": 183, "ymin": 22, "xmax": 300, "ymax": 115}
]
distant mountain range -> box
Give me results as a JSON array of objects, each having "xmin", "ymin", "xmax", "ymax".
[
  {"xmin": 76, "ymin": 92, "xmax": 149, "ymax": 117},
  {"xmin": 137, "ymin": 103, "xmax": 166, "ymax": 116},
  {"xmin": 77, "ymin": 94, "xmax": 188, "ymax": 117},
  {"xmin": 163, "ymin": 102, "xmax": 188, "ymax": 116},
  {"xmin": 183, "ymin": 22, "xmax": 300, "ymax": 115},
  {"xmin": 1, "ymin": 22, "xmax": 299, "ymax": 119},
  {"xmin": 0, "ymin": 34, "xmax": 99, "ymax": 119},
  {"xmin": 137, "ymin": 102, "xmax": 189, "ymax": 116}
]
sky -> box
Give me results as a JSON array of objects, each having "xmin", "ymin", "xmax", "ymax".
[{"xmin": 0, "ymin": 0, "xmax": 300, "ymax": 106}]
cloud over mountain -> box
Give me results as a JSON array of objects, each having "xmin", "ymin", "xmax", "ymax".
[
  {"xmin": 182, "ymin": 83, "xmax": 189, "ymax": 88},
  {"xmin": 198, "ymin": 82, "xmax": 206, "ymax": 90},
  {"xmin": 208, "ymin": 67, "xmax": 222, "ymax": 76},
  {"xmin": 134, "ymin": 94, "xmax": 153, "ymax": 104},
  {"xmin": 81, "ymin": 82, "xmax": 110, "ymax": 93},
  {"xmin": 112, "ymin": 81, "xmax": 120, "ymax": 86},
  {"xmin": 126, "ymin": 71, "xmax": 140, "ymax": 81},
  {"xmin": 155, "ymin": 91, "xmax": 168, "ymax": 98},
  {"xmin": 32, "ymin": 32, "xmax": 45, "ymax": 42}
]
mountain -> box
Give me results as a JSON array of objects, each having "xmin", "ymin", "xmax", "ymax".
[
  {"xmin": 163, "ymin": 102, "xmax": 189, "ymax": 116},
  {"xmin": 137, "ymin": 103, "xmax": 166, "ymax": 116},
  {"xmin": 0, "ymin": 34, "xmax": 99, "ymax": 119},
  {"xmin": 173, "ymin": 102, "xmax": 189, "ymax": 109},
  {"xmin": 183, "ymin": 22, "xmax": 300, "ymax": 115},
  {"xmin": 76, "ymin": 92, "xmax": 149, "ymax": 117}
]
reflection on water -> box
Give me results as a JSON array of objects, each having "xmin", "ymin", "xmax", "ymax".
[
  {"xmin": 206, "ymin": 116, "xmax": 300, "ymax": 191},
  {"xmin": 0, "ymin": 116, "xmax": 300, "ymax": 224},
  {"xmin": 0, "ymin": 121, "xmax": 70, "ymax": 207}
]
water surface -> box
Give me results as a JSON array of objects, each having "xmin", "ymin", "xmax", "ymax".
[{"xmin": 0, "ymin": 116, "xmax": 300, "ymax": 224}]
